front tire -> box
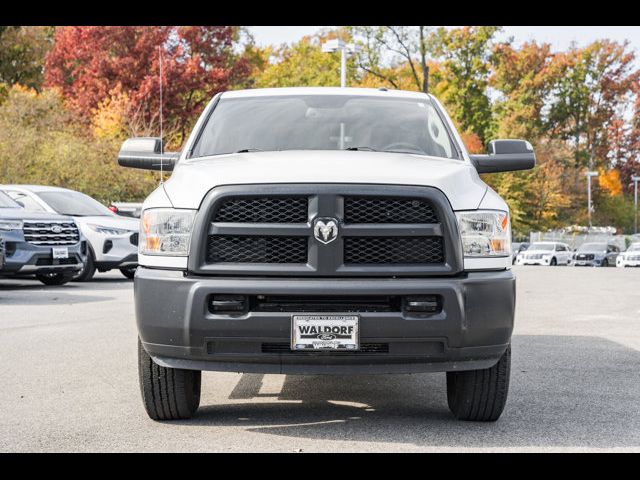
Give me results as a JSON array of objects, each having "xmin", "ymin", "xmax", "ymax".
[
  {"xmin": 36, "ymin": 271, "xmax": 73, "ymax": 286},
  {"xmin": 74, "ymin": 251, "xmax": 96, "ymax": 282},
  {"xmin": 120, "ymin": 267, "xmax": 136, "ymax": 279},
  {"xmin": 602, "ymin": 259, "xmax": 609, "ymax": 267},
  {"xmin": 550, "ymin": 257, "xmax": 557, "ymax": 266},
  {"xmin": 138, "ymin": 338, "xmax": 201, "ymax": 420},
  {"xmin": 446, "ymin": 344, "xmax": 511, "ymax": 421}
]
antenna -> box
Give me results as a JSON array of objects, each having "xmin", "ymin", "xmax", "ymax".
[{"xmin": 158, "ymin": 46, "xmax": 164, "ymax": 183}]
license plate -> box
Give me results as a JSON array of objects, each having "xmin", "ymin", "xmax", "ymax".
[
  {"xmin": 291, "ymin": 315, "xmax": 359, "ymax": 351},
  {"xmin": 52, "ymin": 247, "xmax": 69, "ymax": 259},
  {"xmin": 576, "ymin": 261, "xmax": 586, "ymax": 265}
]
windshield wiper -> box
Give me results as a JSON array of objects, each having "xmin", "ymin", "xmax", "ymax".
[
  {"xmin": 345, "ymin": 146, "xmax": 379, "ymax": 151},
  {"xmin": 235, "ymin": 148, "xmax": 263, "ymax": 153}
]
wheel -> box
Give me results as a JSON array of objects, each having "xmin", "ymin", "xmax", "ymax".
[
  {"xmin": 138, "ymin": 338, "xmax": 201, "ymax": 420},
  {"xmin": 602, "ymin": 259, "xmax": 609, "ymax": 267},
  {"xmin": 74, "ymin": 250, "xmax": 96, "ymax": 282},
  {"xmin": 36, "ymin": 271, "xmax": 73, "ymax": 286},
  {"xmin": 446, "ymin": 344, "xmax": 511, "ymax": 422},
  {"xmin": 550, "ymin": 257, "xmax": 557, "ymax": 266},
  {"xmin": 120, "ymin": 267, "xmax": 136, "ymax": 279}
]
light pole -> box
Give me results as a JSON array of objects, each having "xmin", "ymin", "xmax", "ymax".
[
  {"xmin": 632, "ymin": 175, "xmax": 640, "ymax": 234},
  {"xmin": 321, "ymin": 39, "xmax": 359, "ymax": 88},
  {"xmin": 585, "ymin": 171, "xmax": 599, "ymax": 228}
]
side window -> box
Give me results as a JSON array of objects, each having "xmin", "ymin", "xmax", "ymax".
[{"xmin": 6, "ymin": 191, "xmax": 45, "ymax": 212}]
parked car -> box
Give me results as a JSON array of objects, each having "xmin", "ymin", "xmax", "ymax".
[
  {"xmin": 0, "ymin": 185, "xmax": 139, "ymax": 281},
  {"xmin": 515, "ymin": 241, "xmax": 572, "ymax": 266},
  {"xmin": 118, "ymin": 87, "xmax": 536, "ymax": 422},
  {"xmin": 0, "ymin": 236, "xmax": 5, "ymax": 272},
  {"xmin": 511, "ymin": 242, "xmax": 529, "ymax": 264},
  {"xmin": 0, "ymin": 190, "xmax": 86, "ymax": 285},
  {"xmin": 616, "ymin": 243, "xmax": 640, "ymax": 268},
  {"xmin": 572, "ymin": 242, "xmax": 620, "ymax": 267},
  {"xmin": 109, "ymin": 202, "xmax": 143, "ymax": 219}
]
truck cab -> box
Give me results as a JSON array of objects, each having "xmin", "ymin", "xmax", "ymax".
[{"xmin": 118, "ymin": 87, "xmax": 535, "ymax": 422}]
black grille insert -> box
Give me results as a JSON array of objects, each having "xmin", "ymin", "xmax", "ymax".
[
  {"xmin": 344, "ymin": 197, "xmax": 439, "ymax": 224},
  {"xmin": 261, "ymin": 343, "xmax": 389, "ymax": 354},
  {"xmin": 213, "ymin": 197, "xmax": 308, "ymax": 223},
  {"xmin": 344, "ymin": 237, "xmax": 444, "ymax": 264},
  {"xmin": 251, "ymin": 295, "xmax": 401, "ymax": 312},
  {"xmin": 207, "ymin": 236, "xmax": 308, "ymax": 263}
]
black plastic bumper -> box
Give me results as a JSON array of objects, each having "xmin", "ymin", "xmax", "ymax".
[{"xmin": 135, "ymin": 267, "xmax": 516, "ymax": 374}]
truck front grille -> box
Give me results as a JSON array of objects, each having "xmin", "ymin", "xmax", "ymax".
[
  {"xmin": 22, "ymin": 221, "xmax": 80, "ymax": 246},
  {"xmin": 207, "ymin": 235, "xmax": 308, "ymax": 263},
  {"xmin": 213, "ymin": 196, "xmax": 308, "ymax": 223},
  {"xmin": 344, "ymin": 236, "xmax": 444, "ymax": 264},
  {"xmin": 197, "ymin": 185, "xmax": 461, "ymax": 277},
  {"xmin": 344, "ymin": 197, "xmax": 439, "ymax": 224}
]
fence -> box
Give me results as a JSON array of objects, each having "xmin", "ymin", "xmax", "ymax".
[{"xmin": 529, "ymin": 231, "xmax": 640, "ymax": 251}]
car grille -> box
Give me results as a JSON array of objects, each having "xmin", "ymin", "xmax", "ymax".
[
  {"xmin": 207, "ymin": 235, "xmax": 308, "ymax": 263},
  {"xmin": 576, "ymin": 254, "xmax": 595, "ymax": 261},
  {"xmin": 213, "ymin": 197, "xmax": 308, "ymax": 223},
  {"xmin": 344, "ymin": 237, "xmax": 444, "ymax": 264},
  {"xmin": 22, "ymin": 221, "xmax": 80, "ymax": 246},
  {"xmin": 196, "ymin": 185, "xmax": 460, "ymax": 277},
  {"xmin": 527, "ymin": 253, "xmax": 543, "ymax": 260},
  {"xmin": 626, "ymin": 255, "xmax": 640, "ymax": 261},
  {"xmin": 344, "ymin": 197, "xmax": 439, "ymax": 224}
]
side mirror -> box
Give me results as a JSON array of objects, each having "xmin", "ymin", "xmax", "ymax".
[
  {"xmin": 117, "ymin": 137, "xmax": 179, "ymax": 172},
  {"xmin": 469, "ymin": 139, "xmax": 536, "ymax": 174}
]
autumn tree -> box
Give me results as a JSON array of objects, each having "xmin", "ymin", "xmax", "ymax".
[
  {"xmin": 546, "ymin": 40, "xmax": 639, "ymax": 176},
  {"xmin": 44, "ymin": 26, "xmax": 252, "ymax": 145}
]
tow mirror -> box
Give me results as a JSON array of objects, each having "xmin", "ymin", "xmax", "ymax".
[
  {"xmin": 117, "ymin": 137, "xmax": 179, "ymax": 172},
  {"xmin": 469, "ymin": 139, "xmax": 536, "ymax": 174}
]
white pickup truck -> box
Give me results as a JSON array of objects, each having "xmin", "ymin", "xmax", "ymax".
[{"xmin": 118, "ymin": 87, "xmax": 535, "ymax": 422}]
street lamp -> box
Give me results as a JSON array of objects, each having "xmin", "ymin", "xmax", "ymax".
[
  {"xmin": 321, "ymin": 39, "xmax": 360, "ymax": 88},
  {"xmin": 632, "ymin": 175, "xmax": 640, "ymax": 234},
  {"xmin": 585, "ymin": 171, "xmax": 599, "ymax": 228}
]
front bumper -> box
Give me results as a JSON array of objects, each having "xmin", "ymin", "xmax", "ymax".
[
  {"xmin": 92, "ymin": 233, "xmax": 138, "ymax": 269},
  {"xmin": 617, "ymin": 258, "xmax": 640, "ymax": 267},
  {"xmin": 516, "ymin": 257, "xmax": 552, "ymax": 266},
  {"xmin": 0, "ymin": 236, "xmax": 86, "ymax": 276},
  {"xmin": 135, "ymin": 267, "xmax": 516, "ymax": 374},
  {"xmin": 573, "ymin": 259, "xmax": 602, "ymax": 266}
]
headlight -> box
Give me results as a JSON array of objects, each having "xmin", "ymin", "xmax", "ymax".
[
  {"xmin": 88, "ymin": 224, "xmax": 131, "ymax": 236},
  {"xmin": 0, "ymin": 220, "xmax": 23, "ymax": 231},
  {"xmin": 140, "ymin": 208, "xmax": 195, "ymax": 256},
  {"xmin": 456, "ymin": 210, "xmax": 510, "ymax": 257}
]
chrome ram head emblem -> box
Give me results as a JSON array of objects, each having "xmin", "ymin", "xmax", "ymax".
[{"xmin": 313, "ymin": 217, "xmax": 339, "ymax": 245}]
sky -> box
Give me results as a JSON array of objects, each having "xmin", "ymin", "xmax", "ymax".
[{"xmin": 250, "ymin": 26, "xmax": 640, "ymax": 53}]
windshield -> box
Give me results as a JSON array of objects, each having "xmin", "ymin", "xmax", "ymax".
[
  {"xmin": 36, "ymin": 191, "xmax": 113, "ymax": 217},
  {"xmin": 578, "ymin": 243, "xmax": 607, "ymax": 252},
  {"xmin": 529, "ymin": 243, "xmax": 555, "ymax": 251},
  {"xmin": 191, "ymin": 95, "xmax": 460, "ymax": 159},
  {"xmin": 0, "ymin": 190, "xmax": 21, "ymax": 208}
]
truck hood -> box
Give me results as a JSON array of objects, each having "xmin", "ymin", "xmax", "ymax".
[
  {"xmin": 0, "ymin": 207, "xmax": 74, "ymax": 222},
  {"xmin": 163, "ymin": 150, "xmax": 487, "ymax": 210}
]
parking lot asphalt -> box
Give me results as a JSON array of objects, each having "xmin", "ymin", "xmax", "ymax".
[{"xmin": 1, "ymin": 266, "xmax": 639, "ymax": 452}]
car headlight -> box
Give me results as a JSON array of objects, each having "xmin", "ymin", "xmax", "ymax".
[
  {"xmin": 0, "ymin": 220, "xmax": 23, "ymax": 231},
  {"xmin": 88, "ymin": 224, "xmax": 131, "ymax": 236},
  {"xmin": 456, "ymin": 210, "xmax": 510, "ymax": 257},
  {"xmin": 140, "ymin": 208, "xmax": 195, "ymax": 256}
]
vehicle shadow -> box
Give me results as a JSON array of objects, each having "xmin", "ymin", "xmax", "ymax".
[
  {"xmin": 187, "ymin": 334, "xmax": 640, "ymax": 449},
  {"xmin": 0, "ymin": 280, "xmax": 119, "ymax": 304}
]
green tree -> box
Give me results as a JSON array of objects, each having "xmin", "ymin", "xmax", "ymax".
[
  {"xmin": 0, "ymin": 26, "xmax": 53, "ymax": 91},
  {"xmin": 430, "ymin": 26, "xmax": 500, "ymax": 143}
]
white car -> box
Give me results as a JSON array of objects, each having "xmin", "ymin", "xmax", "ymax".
[
  {"xmin": 0, "ymin": 185, "xmax": 139, "ymax": 280},
  {"xmin": 616, "ymin": 243, "xmax": 640, "ymax": 267},
  {"xmin": 515, "ymin": 241, "xmax": 572, "ymax": 266}
]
